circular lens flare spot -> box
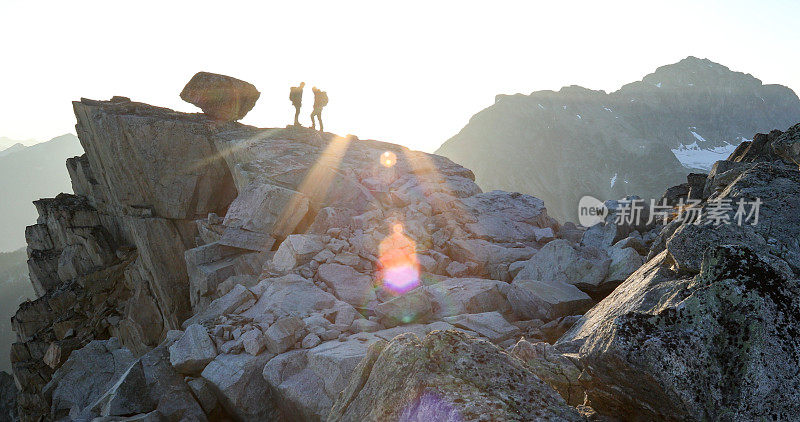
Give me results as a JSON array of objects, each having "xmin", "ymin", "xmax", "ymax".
[
  {"xmin": 379, "ymin": 223, "xmax": 420, "ymax": 295},
  {"xmin": 380, "ymin": 151, "xmax": 397, "ymax": 168}
]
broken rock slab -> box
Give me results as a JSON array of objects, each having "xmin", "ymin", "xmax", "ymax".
[
  {"xmin": 424, "ymin": 277, "xmax": 511, "ymax": 318},
  {"xmin": 201, "ymin": 353, "xmax": 281, "ymax": 421},
  {"xmin": 315, "ymin": 263, "xmax": 376, "ymax": 307},
  {"xmin": 169, "ymin": 324, "xmax": 218, "ymax": 375},
  {"xmin": 264, "ymin": 316, "xmax": 305, "ymax": 354},
  {"xmin": 443, "ymin": 312, "xmax": 520, "ymax": 343},
  {"xmin": 507, "ymin": 279, "xmax": 593, "ymax": 321},
  {"xmin": 182, "ymin": 283, "xmax": 255, "ymax": 328},
  {"xmin": 509, "ymin": 339, "xmax": 584, "ymax": 406},
  {"xmin": 242, "ymin": 274, "xmax": 339, "ymax": 321},
  {"xmin": 514, "ymin": 239, "xmax": 612, "ymax": 299},
  {"xmin": 271, "ymin": 234, "xmax": 326, "ymax": 273},
  {"xmin": 375, "ymin": 287, "xmax": 433, "ymax": 328},
  {"xmin": 44, "ymin": 338, "xmax": 136, "ymax": 421}
]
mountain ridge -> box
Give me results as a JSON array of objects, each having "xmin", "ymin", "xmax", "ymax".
[
  {"xmin": 435, "ymin": 56, "xmax": 800, "ymax": 221},
  {"xmin": 0, "ymin": 133, "xmax": 83, "ymax": 251}
]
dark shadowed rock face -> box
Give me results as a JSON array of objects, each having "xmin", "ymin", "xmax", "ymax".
[
  {"xmin": 730, "ymin": 122, "xmax": 800, "ymax": 167},
  {"xmin": 0, "ymin": 371, "xmax": 18, "ymax": 422},
  {"xmin": 436, "ymin": 56, "xmax": 800, "ymax": 221},
  {"xmin": 180, "ymin": 72, "xmax": 260, "ymax": 121},
  {"xmin": 328, "ymin": 330, "xmax": 581, "ymax": 422}
]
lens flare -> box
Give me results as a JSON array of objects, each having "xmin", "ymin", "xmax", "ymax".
[
  {"xmin": 399, "ymin": 391, "xmax": 462, "ymax": 421},
  {"xmin": 380, "ymin": 151, "xmax": 397, "ymax": 168},
  {"xmin": 378, "ymin": 223, "xmax": 420, "ymax": 295}
]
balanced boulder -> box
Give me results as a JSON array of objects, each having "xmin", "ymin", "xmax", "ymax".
[{"xmin": 180, "ymin": 72, "xmax": 260, "ymax": 121}]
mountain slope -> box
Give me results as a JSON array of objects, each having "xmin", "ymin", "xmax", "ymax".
[
  {"xmin": 0, "ymin": 134, "xmax": 83, "ymax": 251},
  {"xmin": 0, "ymin": 248, "xmax": 32, "ymax": 373},
  {"xmin": 435, "ymin": 56, "xmax": 800, "ymax": 222},
  {"xmin": 0, "ymin": 143, "xmax": 25, "ymax": 157},
  {"xmin": 0, "ymin": 136, "xmax": 35, "ymax": 151}
]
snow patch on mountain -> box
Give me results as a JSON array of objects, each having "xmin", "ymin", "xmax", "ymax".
[
  {"xmin": 690, "ymin": 131, "xmax": 708, "ymax": 143},
  {"xmin": 671, "ymin": 138, "xmax": 743, "ymax": 171}
]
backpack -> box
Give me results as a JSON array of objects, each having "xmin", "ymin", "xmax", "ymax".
[
  {"xmin": 319, "ymin": 91, "xmax": 328, "ymax": 107},
  {"xmin": 289, "ymin": 87, "xmax": 302, "ymax": 103}
]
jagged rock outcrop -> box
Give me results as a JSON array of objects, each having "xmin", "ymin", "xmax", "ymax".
[
  {"xmin": 327, "ymin": 330, "xmax": 581, "ymax": 421},
  {"xmin": 11, "ymin": 97, "xmax": 240, "ymax": 421},
  {"xmin": 436, "ymin": 56, "xmax": 800, "ymax": 221},
  {"xmin": 180, "ymin": 72, "xmax": 260, "ymax": 121},
  {"xmin": 556, "ymin": 122, "xmax": 800, "ymax": 420}
]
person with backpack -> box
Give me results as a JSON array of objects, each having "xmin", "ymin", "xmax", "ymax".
[
  {"xmin": 311, "ymin": 86, "xmax": 328, "ymax": 131},
  {"xmin": 289, "ymin": 82, "xmax": 305, "ymax": 126}
]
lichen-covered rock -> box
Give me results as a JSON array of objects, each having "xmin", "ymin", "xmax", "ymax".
[
  {"xmin": 664, "ymin": 163, "xmax": 800, "ymax": 274},
  {"xmin": 771, "ymin": 122, "xmax": 800, "ymax": 167},
  {"xmin": 179, "ymin": 72, "xmax": 260, "ymax": 121},
  {"xmin": 328, "ymin": 330, "xmax": 581, "ymax": 421},
  {"xmin": 565, "ymin": 245, "xmax": 800, "ymax": 420},
  {"xmin": 509, "ymin": 339, "xmax": 584, "ymax": 406}
]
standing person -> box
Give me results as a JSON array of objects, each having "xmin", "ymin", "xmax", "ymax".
[
  {"xmin": 289, "ymin": 82, "xmax": 305, "ymax": 126},
  {"xmin": 310, "ymin": 86, "xmax": 328, "ymax": 131}
]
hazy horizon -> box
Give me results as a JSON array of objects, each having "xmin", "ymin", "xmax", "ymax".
[{"xmin": 2, "ymin": 0, "xmax": 799, "ymax": 152}]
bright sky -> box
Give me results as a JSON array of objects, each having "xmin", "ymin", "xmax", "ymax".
[{"xmin": 1, "ymin": 0, "xmax": 798, "ymax": 152}]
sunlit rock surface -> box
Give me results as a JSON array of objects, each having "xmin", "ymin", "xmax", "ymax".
[
  {"xmin": 10, "ymin": 87, "xmax": 799, "ymax": 422},
  {"xmin": 327, "ymin": 330, "xmax": 582, "ymax": 422}
]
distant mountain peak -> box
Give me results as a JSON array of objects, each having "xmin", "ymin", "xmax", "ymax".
[{"xmin": 436, "ymin": 57, "xmax": 800, "ymax": 222}]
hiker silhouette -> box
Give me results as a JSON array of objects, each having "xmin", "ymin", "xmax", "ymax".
[
  {"xmin": 289, "ymin": 82, "xmax": 305, "ymax": 126},
  {"xmin": 311, "ymin": 86, "xmax": 328, "ymax": 131}
]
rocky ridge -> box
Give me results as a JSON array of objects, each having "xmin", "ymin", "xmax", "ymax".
[
  {"xmin": 9, "ymin": 88, "xmax": 644, "ymax": 421},
  {"xmin": 5, "ymin": 73, "xmax": 800, "ymax": 421}
]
